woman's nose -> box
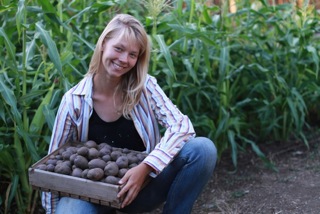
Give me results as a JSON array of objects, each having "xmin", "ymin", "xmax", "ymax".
[{"xmin": 119, "ymin": 52, "xmax": 129, "ymax": 62}]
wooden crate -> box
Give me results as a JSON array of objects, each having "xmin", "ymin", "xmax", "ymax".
[{"xmin": 28, "ymin": 143, "xmax": 122, "ymax": 208}]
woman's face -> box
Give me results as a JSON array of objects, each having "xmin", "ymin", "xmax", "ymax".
[{"xmin": 100, "ymin": 35, "xmax": 140, "ymax": 78}]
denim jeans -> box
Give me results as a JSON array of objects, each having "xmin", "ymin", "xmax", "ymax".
[{"xmin": 56, "ymin": 137, "xmax": 217, "ymax": 214}]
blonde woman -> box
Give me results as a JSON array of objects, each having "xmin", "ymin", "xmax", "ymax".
[{"xmin": 42, "ymin": 13, "xmax": 217, "ymax": 214}]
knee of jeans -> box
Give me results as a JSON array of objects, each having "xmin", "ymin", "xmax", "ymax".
[{"xmin": 187, "ymin": 137, "xmax": 217, "ymax": 162}]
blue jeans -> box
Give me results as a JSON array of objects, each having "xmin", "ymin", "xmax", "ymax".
[{"xmin": 56, "ymin": 137, "xmax": 217, "ymax": 214}]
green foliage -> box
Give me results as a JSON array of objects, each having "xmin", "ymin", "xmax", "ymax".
[{"xmin": 0, "ymin": 0, "xmax": 319, "ymax": 213}]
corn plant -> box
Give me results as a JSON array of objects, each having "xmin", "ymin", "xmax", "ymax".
[{"xmin": 142, "ymin": 0, "xmax": 320, "ymax": 166}]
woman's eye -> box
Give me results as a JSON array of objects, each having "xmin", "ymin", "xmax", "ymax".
[
  {"xmin": 130, "ymin": 53, "xmax": 137, "ymax": 58},
  {"xmin": 115, "ymin": 47, "xmax": 122, "ymax": 51}
]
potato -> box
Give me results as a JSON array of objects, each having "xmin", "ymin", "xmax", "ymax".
[
  {"xmin": 46, "ymin": 158, "xmax": 57, "ymax": 165},
  {"xmin": 82, "ymin": 169, "xmax": 89, "ymax": 178},
  {"xmin": 110, "ymin": 151, "xmax": 122, "ymax": 161},
  {"xmin": 122, "ymin": 148, "xmax": 130, "ymax": 154},
  {"xmin": 88, "ymin": 159, "xmax": 106, "ymax": 169},
  {"xmin": 137, "ymin": 153, "xmax": 147, "ymax": 161},
  {"xmin": 129, "ymin": 163, "xmax": 138, "ymax": 168},
  {"xmin": 102, "ymin": 154, "xmax": 111, "ymax": 162},
  {"xmin": 127, "ymin": 154, "xmax": 139, "ymax": 164},
  {"xmin": 55, "ymin": 154, "xmax": 62, "ymax": 160},
  {"xmin": 54, "ymin": 162, "xmax": 71, "ymax": 175},
  {"xmin": 77, "ymin": 146, "xmax": 89, "ymax": 157},
  {"xmin": 74, "ymin": 155, "xmax": 89, "ymax": 170},
  {"xmin": 47, "ymin": 164, "xmax": 55, "ymax": 172},
  {"xmin": 58, "ymin": 148, "xmax": 66, "ymax": 155},
  {"xmin": 98, "ymin": 142, "xmax": 109, "ymax": 150},
  {"xmin": 87, "ymin": 168, "xmax": 104, "ymax": 181},
  {"xmin": 70, "ymin": 153, "xmax": 78, "ymax": 164},
  {"xmin": 62, "ymin": 150, "xmax": 73, "ymax": 160},
  {"xmin": 36, "ymin": 164, "xmax": 47, "ymax": 171},
  {"xmin": 66, "ymin": 146, "xmax": 77, "ymax": 154},
  {"xmin": 116, "ymin": 156, "xmax": 129, "ymax": 168},
  {"xmin": 104, "ymin": 176, "xmax": 120, "ymax": 185},
  {"xmin": 118, "ymin": 168, "xmax": 128, "ymax": 178},
  {"xmin": 104, "ymin": 162, "xmax": 119, "ymax": 176},
  {"xmin": 72, "ymin": 168, "xmax": 83, "ymax": 178},
  {"xmin": 88, "ymin": 148, "xmax": 99, "ymax": 160},
  {"xmin": 85, "ymin": 140, "xmax": 97, "ymax": 148},
  {"xmin": 99, "ymin": 147, "xmax": 112, "ymax": 157},
  {"xmin": 63, "ymin": 160, "xmax": 72, "ymax": 168}
]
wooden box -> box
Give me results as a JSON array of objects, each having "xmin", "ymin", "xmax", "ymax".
[{"xmin": 28, "ymin": 142, "xmax": 122, "ymax": 208}]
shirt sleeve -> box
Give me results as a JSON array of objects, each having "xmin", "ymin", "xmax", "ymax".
[
  {"xmin": 41, "ymin": 94, "xmax": 77, "ymax": 213},
  {"xmin": 142, "ymin": 76, "xmax": 196, "ymax": 175}
]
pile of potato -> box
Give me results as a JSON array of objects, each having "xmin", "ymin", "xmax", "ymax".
[{"xmin": 36, "ymin": 140, "xmax": 147, "ymax": 185}]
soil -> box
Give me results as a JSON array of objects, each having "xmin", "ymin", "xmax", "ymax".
[
  {"xmin": 188, "ymin": 131, "xmax": 320, "ymax": 214},
  {"xmin": 34, "ymin": 131, "xmax": 320, "ymax": 214}
]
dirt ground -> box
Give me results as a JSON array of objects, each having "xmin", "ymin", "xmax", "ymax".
[{"xmin": 188, "ymin": 132, "xmax": 320, "ymax": 214}]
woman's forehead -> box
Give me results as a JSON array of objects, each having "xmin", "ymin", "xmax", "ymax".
[{"xmin": 111, "ymin": 35, "xmax": 140, "ymax": 52}]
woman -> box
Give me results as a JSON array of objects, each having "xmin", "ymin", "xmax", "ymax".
[{"xmin": 42, "ymin": 13, "xmax": 217, "ymax": 214}]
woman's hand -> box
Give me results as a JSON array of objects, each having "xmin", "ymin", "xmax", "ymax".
[{"xmin": 117, "ymin": 163, "xmax": 153, "ymax": 208}]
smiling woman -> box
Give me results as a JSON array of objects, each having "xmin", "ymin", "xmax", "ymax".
[{"xmin": 42, "ymin": 13, "xmax": 217, "ymax": 214}]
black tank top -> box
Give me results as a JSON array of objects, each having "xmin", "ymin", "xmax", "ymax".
[{"xmin": 88, "ymin": 109, "xmax": 145, "ymax": 151}]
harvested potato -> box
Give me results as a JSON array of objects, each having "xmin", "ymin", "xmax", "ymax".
[
  {"xmin": 98, "ymin": 142, "xmax": 109, "ymax": 150},
  {"xmin": 46, "ymin": 158, "xmax": 57, "ymax": 165},
  {"xmin": 87, "ymin": 168, "xmax": 104, "ymax": 181},
  {"xmin": 74, "ymin": 155, "xmax": 88, "ymax": 170},
  {"xmin": 70, "ymin": 153, "xmax": 78, "ymax": 164},
  {"xmin": 118, "ymin": 168, "xmax": 128, "ymax": 178},
  {"xmin": 66, "ymin": 146, "xmax": 77, "ymax": 154},
  {"xmin": 122, "ymin": 148, "xmax": 130, "ymax": 154},
  {"xmin": 85, "ymin": 140, "xmax": 97, "ymax": 148},
  {"xmin": 58, "ymin": 148, "xmax": 65, "ymax": 155},
  {"xmin": 54, "ymin": 162, "xmax": 71, "ymax": 175},
  {"xmin": 137, "ymin": 153, "xmax": 147, "ymax": 161},
  {"xmin": 110, "ymin": 151, "xmax": 122, "ymax": 161},
  {"xmin": 47, "ymin": 164, "xmax": 55, "ymax": 172},
  {"xmin": 99, "ymin": 147, "xmax": 111, "ymax": 157},
  {"xmin": 104, "ymin": 176, "xmax": 120, "ymax": 185},
  {"xmin": 64, "ymin": 160, "xmax": 72, "ymax": 168},
  {"xmin": 88, "ymin": 159, "xmax": 106, "ymax": 169},
  {"xmin": 62, "ymin": 150, "xmax": 73, "ymax": 160},
  {"xmin": 82, "ymin": 169, "xmax": 89, "ymax": 178},
  {"xmin": 36, "ymin": 164, "xmax": 47, "ymax": 171},
  {"xmin": 104, "ymin": 162, "xmax": 119, "ymax": 176},
  {"xmin": 55, "ymin": 154, "xmax": 62, "ymax": 160},
  {"xmin": 128, "ymin": 163, "xmax": 138, "ymax": 168},
  {"xmin": 102, "ymin": 154, "xmax": 111, "ymax": 162},
  {"xmin": 72, "ymin": 168, "xmax": 83, "ymax": 178},
  {"xmin": 127, "ymin": 154, "xmax": 139, "ymax": 164},
  {"xmin": 88, "ymin": 148, "xmax": 99, "ymax": 160},
  {"xmin": 77, "ymin": 146, "xmax": 89, "ymax": 157},
  {"xmin": 116, "ymin": 156, "xmax": 129, "ymax": 168}
]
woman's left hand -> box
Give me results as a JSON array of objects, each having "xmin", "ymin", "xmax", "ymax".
[{"xmin": 117, "ymin": 163, "xmax": 153, "ymax": 208}]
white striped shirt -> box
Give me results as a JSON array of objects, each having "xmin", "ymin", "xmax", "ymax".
[{"xmin": 42, "ymin": 74, "xmax": 195, "ymax": 213}]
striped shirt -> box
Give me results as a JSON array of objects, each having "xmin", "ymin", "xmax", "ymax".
[{"xmin": 42, "ymin": 74, "xmax": 195, "ymax": 213}]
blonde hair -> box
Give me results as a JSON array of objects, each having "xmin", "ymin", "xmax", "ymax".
[{"xmin": 87, "ymin": 14, "xmax": 151, "ymax": 118}]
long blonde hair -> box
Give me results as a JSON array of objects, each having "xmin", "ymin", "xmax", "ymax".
[{"xmin": 87, "ymin": 14, "xmax": 151, "ymax": 118}]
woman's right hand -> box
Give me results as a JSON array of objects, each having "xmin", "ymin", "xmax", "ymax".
[{"xmin": 117, "ymin": 163, "xmax": 152, "ymax": 208}]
